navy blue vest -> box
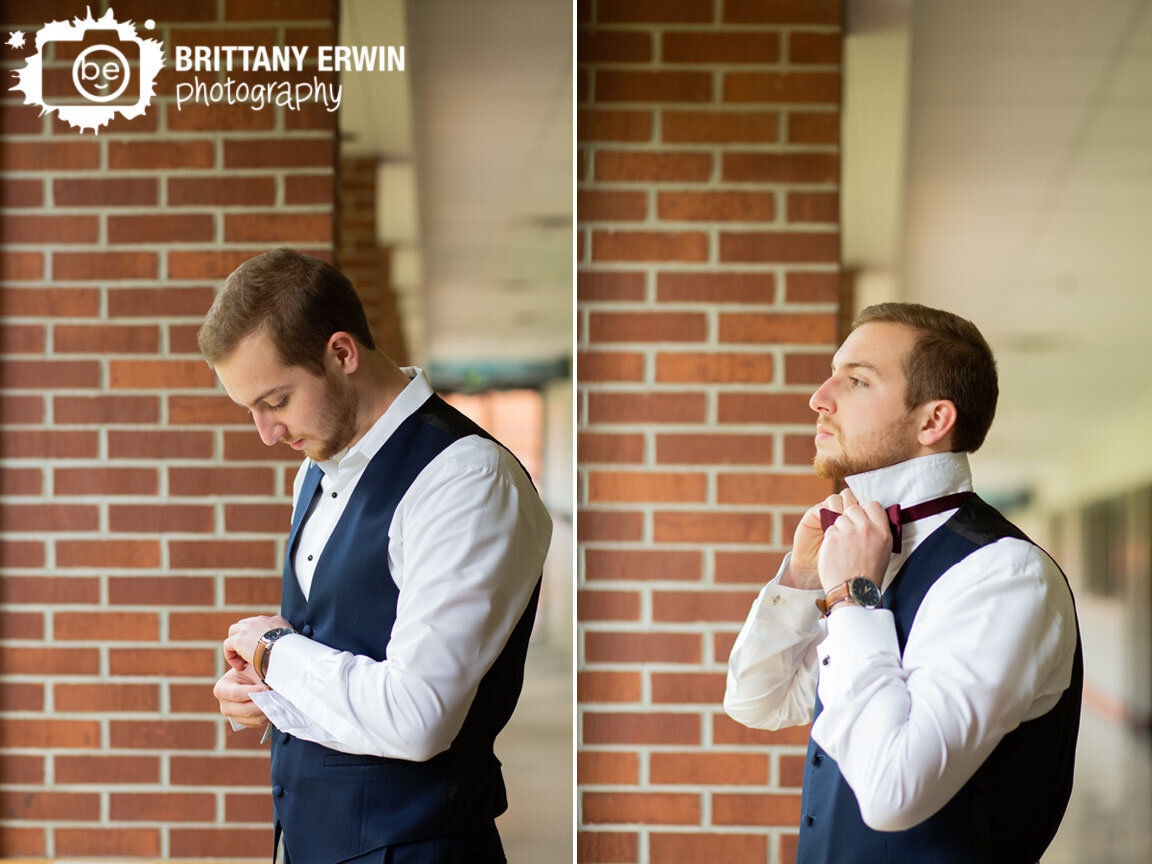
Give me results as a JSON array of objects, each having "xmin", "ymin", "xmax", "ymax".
[
  {"xmin": 797, "ymin": 496, "xmax": 1082, "ymax": 863},
  {"xmin": 269, "ymin": 394, "xmax": 541, "ymax": 863}
]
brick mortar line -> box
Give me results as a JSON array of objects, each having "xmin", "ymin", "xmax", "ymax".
[
  {"xmin": 1, "ymin": 128, "xmax": 336, "ymax": 139},
  {"xmin": 578, "ymin": 24, "xmax": 840, "ymax": 33},
  {"xmin": 0, "ymin": 206, "xmax": 331, "ymax": 216},
  {"xmin": 579, "ymin": 548, "xmax": 788, "ymax": 556},
  {"xmin": 578, "ymin": 274, "xmax": 838, "ymax": 284},
  {"xmin": 584, "ymin": 781, "xmax": 794, "ymax": 792},
  {"xmin": 577, "ymin": 262, "xmax": 839, "ymax": 268},
  {"xmin": 0, "ymin": 815, "xmax": 273, "ymax": 825},
  {"xmin": 1, "ymin": 168, "xmax": 336, "ymax": 178},
  {"xmin": 582, "ymin": 467, "xmax": 819, "ymax": 475},
  {"xmin": 578, "ymin": 586, "xmax": 766, "ymax": 595},
  {"xmin": 2, "ymin": 242, "xmax": 332, "ymax": 251},
  {"xmin": 577, "ymin": 746, "xmax": 808, "ymax": 757},
  {"xmin": 578, "ymin": 745, "xmax": 805, "ymax": 754},
  {"xmin": 0, "ymin": 471, "xmax": 294, "ymax": 479},
  {"xmin": 1, "ymin": 674, "xmax": 229, "ymax": 682},
  {"xmin": 585, "ymin": 354, "xmax": 829, "ymax": 361},
  {"xmin": 580, "ymin": 539, "xmax": 787, "ymax": 550},
  {"xmin": 576, "ymin": 105, "xmax": 838, "ymax": 115},
  {"xmin": 576, "ymin": 500, "xmax": 806, "ymax": 509},
  {"xmin": 578, "ymin": 706, "xmax": 733, "ymax": 717},
  {"xmin": 577, "ymin": 99, "xmax": 841, "ymax": 109},
  {"xmin": 580, "ymin": 144, "xmax": 840, "ymax": 152},
  {"xmin": 579, "ymin": 209, "xmax": 840, "ymax": 217},
  {"xmin": 576, "ymin": 306, "xmax": 838, "ymax": 314},
  {"xmin": 577, "ymin": 418, "xmax": 819, "ymax": 425},
  {"xmin": 585, "ymin": 64, "xmax": 842, "ymax": 74}
]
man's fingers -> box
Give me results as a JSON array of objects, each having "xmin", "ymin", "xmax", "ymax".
[
  {"xmin": 822, "ymin": 494, "xmax": 846, "ymax": 514},
  {"xmin": 840, "ymin": 487, "xmax": 859, "ymax": 508},
  {"xmin": 213, "ymin": 677, "xmax": 266, "ymax": 703},
  {"xmin": 227, "ymin": 616, "xmax": 261, "ymax": 637},
  {"xmin": 226, "ymin": 619, "xmax": 248, "ymax": 638},
  {"xmin": 222, "ymin": 636, "xmax": 246, "ymax": 670},
  {"xmin": 213, "ymin": 667, "xmax": 269, "ymax": 702},
  {"xmin": 226, "ymin": 712, "xmax": 268, "ymax": 728},
  {"xmin": 863, "ymin": 500, "xmax": 890, "ymax": 529}
]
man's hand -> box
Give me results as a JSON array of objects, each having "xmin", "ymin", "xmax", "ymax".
[
  {"xmin": 784, "ymin": 488, "xmax": 861, "ymax": 590},
  {"xmin": 213, "ymin": 664, "xmax": 270, "ymax": 728},
  {"xmin": 222, "ymin": 614, "xmax": 294, "ymax": 671},
  {"xmin": 816, "ymin": 501, "xmax": 891, "ymax": 593}
]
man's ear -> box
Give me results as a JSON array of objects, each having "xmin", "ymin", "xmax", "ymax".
[
  {"xmin": 917, "ymin": 399, "xmax": 957, "ymax": 449},
  {"xmin": 327, "ymin": 332, "xmax": 360, "ymax": 374}
]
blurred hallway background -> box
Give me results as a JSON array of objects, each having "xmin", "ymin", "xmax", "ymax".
[
  {"xmin": 339, "ymin": 1, "xmax": 572, "ymax": 859},
  {"xmin": 844, "ymin": 2, "xmax": 1152, "ymax": 859}
]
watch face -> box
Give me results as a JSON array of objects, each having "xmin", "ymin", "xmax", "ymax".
[{"xmin": 848, "ymin": 577, "xmax": 881, "ymax": 608}]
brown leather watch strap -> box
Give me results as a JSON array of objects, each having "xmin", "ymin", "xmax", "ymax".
[
  {"xmin": 252, "ymin": 636, "xmax": 271, "ymax": 683},
  {"xmin": 816, "ymin": 580, "xmax": 852, "ymax": 616}
]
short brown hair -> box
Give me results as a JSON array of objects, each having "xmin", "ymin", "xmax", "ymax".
[
  {"xmin": 198, "ymin": 248, "xmax": 375, "ymax": 376},
  {"xmin": 851, "ymin": 302, "xmax": 998, "ymax": 452}
]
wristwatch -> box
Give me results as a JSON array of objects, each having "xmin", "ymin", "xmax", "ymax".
[
  {"xmin": 252, "ymin": 627, "xmax": 296, "ymax": 683},
  {"xmin": 816, "ymin": 576, "xmax": 881, "ymax": 616}
]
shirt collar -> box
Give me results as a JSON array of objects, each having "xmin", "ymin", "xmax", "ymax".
[
  {"xmin": 844, "ymin": 451, "xmax": 974, "ymax": 511},
  {"xmin": 315, "ymin": 366, "xmax": 433, "ymax": 481}
]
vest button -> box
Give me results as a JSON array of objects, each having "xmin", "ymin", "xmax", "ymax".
[
  {"xmin": 281, "ymin": 733, "xmax": 290, "ymax": 744},
  {"xmin": 302, "ymin": 624, "xmax": 314, "ymax": 637},
  {"xmin": 812, "ymin": 752, "xmax": 823, "ymax": 767},
  {"xmin": 806, "ymin": 814, "xmax": 816, "ymax": 826},
  {"xmin": 272, "ymin": 785, "xmax": 285, "ymax": 798}
]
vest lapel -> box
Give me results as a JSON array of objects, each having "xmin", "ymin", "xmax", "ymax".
[{"xmin": 283, "ymin": 461, "xmax": 323, "ymax": 604}]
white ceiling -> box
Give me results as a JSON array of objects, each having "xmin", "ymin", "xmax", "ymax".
[
  {"xmin": 845, "ymin": 0, "xmax": 1152, "ymax": 507},
  {"xmin": 340, "ymin": 0, "xmax": 572, "ymax": 386}
]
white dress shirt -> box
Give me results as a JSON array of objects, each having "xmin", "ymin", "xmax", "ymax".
[
  {"xmin": 724, "ymin": 452, "xmax": 1078, "ymax": 831},
  {"xmin": 249, "ymin": 368, "xmax": 553, "ymax": 761}
]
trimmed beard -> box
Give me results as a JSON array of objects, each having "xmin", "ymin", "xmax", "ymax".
[
  {"xmin": 307, "ymin": 370, "xmax": 360, "ymax": 462},
  {"xmin": 812, "ymin": 412, "xmax": 919, "ymax": 480}
]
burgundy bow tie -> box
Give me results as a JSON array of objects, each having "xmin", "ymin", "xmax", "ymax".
[{"xmin": 820, "ymin": 491, "xmax": 974, "ymax": 553}]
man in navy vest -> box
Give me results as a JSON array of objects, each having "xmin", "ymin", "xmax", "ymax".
[
  {"xmin": 725, "ymin": 303, "xmax": 1081, "ymax": 862},
  {"xmin": 199, "ymin": 248, "xmax": 552, "ymax": 863}
]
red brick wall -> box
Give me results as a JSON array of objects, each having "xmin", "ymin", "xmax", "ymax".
[
  {"xmin": 576, "ymin": 1, "xmax": 842, "ymax": 862},
  {"xmin": 0, "ymin": 1, "xmax": 337, "ymax": 857}
]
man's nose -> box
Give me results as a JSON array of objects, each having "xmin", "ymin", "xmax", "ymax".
[
  {"xmin": 809, "ymin": 378, "xmax": 834, "ymax": 415},
  {"xmin": 253, "ymin": 412, "xmax": 285, "ymax": 446}
]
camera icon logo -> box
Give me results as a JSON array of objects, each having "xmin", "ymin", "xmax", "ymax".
[
  {"xmin": 9, "ymin": 7, "xmax": 164, "ymax": 134},
  {"xmin": 73, "ymin": 39, "xmax": 134, "ymax": 103}
]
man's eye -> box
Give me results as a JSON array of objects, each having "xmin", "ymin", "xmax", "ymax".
[
  {"xmin": 268, "ymin": 397, "xmax": 289, "ymax": 410},
  {"xmin": 849, "ymin": 377, "xmax": 866, "ymax": 388}
]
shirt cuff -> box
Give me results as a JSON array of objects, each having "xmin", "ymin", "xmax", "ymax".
[
  {"xmin": 816, "ymin": 607, "xmax": 901, "ymax": 703},
  {"xmin": 252, "ymin": 635, "xmax": 346, "ymax": 743},
  {"xmin": 263, "ymin": 632, "xmax": 339, "ymax": 692},
  {"xmin": 753, "ymin": 553, "xmax": 825, "ymax": 629},
  {"xmin": 249, "ymin": 687, "xmax": 315, "ymax": 733}
]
